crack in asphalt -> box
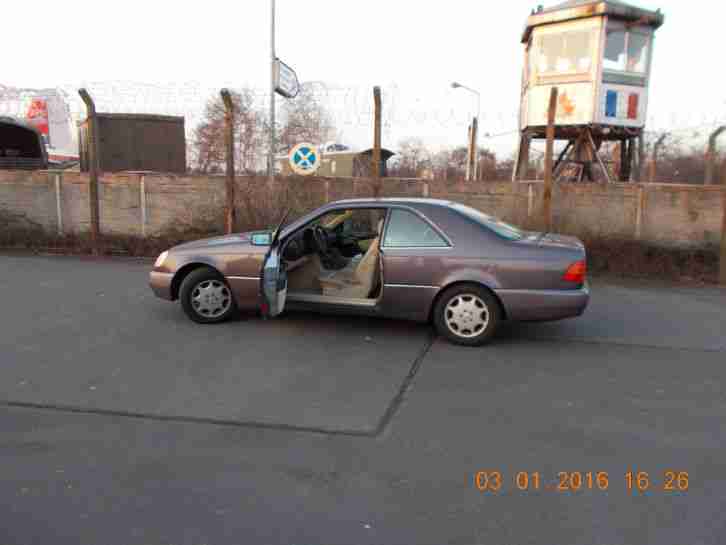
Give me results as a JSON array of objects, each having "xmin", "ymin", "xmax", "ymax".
[
  {"xmin": 0, "ymin": 333, "xmax": 437, "ymax": 439},
  {"xmin": 0, "ymin": 400, "xmax": 376, "ymax": 438},
  {"xmin": 2, "ymin": 332, "xmax": 717, "ymax": 437},
  {"xmin": 373, "ymin": 332, "xmax": 437, "ymax": 437}
]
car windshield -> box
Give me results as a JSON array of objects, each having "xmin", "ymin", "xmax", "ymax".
[{"xmin": 451, "ymin": 204, "xmax": 525, "ymax": 241}]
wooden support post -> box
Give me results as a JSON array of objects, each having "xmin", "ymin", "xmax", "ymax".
[
  {"xmin": 220, "ymin": 89, "xmax": 236, "ymax": 234},
  {"xmin": 512, "ymin": 133, "xmax": 531, "ymax": 182},
  {"xmin": 527, "ymin": 183, "xmax": 535, "ymax": 218},
  {"xmin": 635, "ymin": 133, "xmax": 645, "ymax": 182},
  {"xmin": 588, "ymin": 130, "xmax": 612, "ymax": 184},
  {"xmin": 613, "ymin": 141, "xmax": 622, "ymax": 181},
  {"xmin": 705, "ymin": 126, "xmax": 726, "ymax": 185},
  {"xmin": 552, "ymin": 140, "xmax": 573, "ymax": 180},
  {"xmin": 623, "ymin": 138, "xmax": 634, "ymax": 181},
  {"xmin": 543, "ymin": 87, "xmax": 558, "ymax": 232},
  {"xmin": 620, "ymin": 140, "xmax": 629, "ymax": 181},
  {"xmin": 721, "ymin": 185, "xmax": 726, "ymax": 286},
  {"xmin": 372, "ymin": 86, "xmax": 382, "ymax": 198},
  {"xmin": 78, "ymin": 89, "xmax": 100, "ymax": 254}
]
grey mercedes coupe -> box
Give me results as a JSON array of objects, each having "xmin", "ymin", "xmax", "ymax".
[{"xmin": 149, "ymin": 198, "xmax": 589, "ymax": 346}]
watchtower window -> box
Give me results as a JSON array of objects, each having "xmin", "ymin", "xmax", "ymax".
[
  {"xmin": 604, "ymin": 28, "xmax": 650, "ymax": 74},
  {"xmin": 537, "ymin": 30, "xmax": 593, "ymax": 76}
]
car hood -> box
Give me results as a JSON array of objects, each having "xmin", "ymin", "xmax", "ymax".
[{"xmin": 171, "ymin": 231, "xmax": 262, "ymax": 252}]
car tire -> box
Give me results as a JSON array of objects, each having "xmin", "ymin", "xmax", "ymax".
[
  {"xmin": 433, "ymin": 284, "xmax": 501, "ymax": 347},
  {"xmin": 179, "ymin": 267, "xmax": 237, "ymax": 324}
]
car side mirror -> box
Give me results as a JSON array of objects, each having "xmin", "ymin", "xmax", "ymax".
[{"xmin": 251, "ymin": 233, "xmax": 272, "ymax": 246}]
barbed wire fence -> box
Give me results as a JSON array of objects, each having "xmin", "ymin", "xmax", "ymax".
[{"xmin": 2, "ymin": 81, "xmax": 724, "ymax": 183}]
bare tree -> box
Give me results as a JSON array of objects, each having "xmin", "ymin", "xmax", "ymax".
[
  {"xmin": 278, "ymin": 82, "xmax": 335, "ymax": 152},
  {"xmin": 191, "ymin": 88, "xmax": 265, "ymax": 174},
  {"xmin": 389, "ymin": 137, "xmax": 431, "ymax": 177}
]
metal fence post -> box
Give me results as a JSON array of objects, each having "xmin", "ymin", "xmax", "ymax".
[
  {"xmin": 648, "ymin": 134, "xmax": 666, "ymax": 183},
  {"xmin": 372, "ymin": 86, "xmax": 382, "ymax": 198},
  {"xmin": 78, "ymin": 89, "xmax": 101, "ymax": 253},
  {"xmin": 221, "ymin": 89, "xmax": 236, "ymax": 234},
  {"xmin": 705, "ymin": 126, "xmax": 726, "ymax": 185},
  {"xmin": 54, "ymin": 172, "xmax": 63, "ymax": 235},
  {"xmin": 140, "ymin": 174, "xmax": 147, "ymax": 237},
  {"xmin": 635, "ymin": 185, "xmax": 646, "ymax": 240},
  {"xmin": 543, "ymin": 87, "xmax": 558, "ymax": 232}
]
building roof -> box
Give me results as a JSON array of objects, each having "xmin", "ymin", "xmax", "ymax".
[{"xmin": 522, "ymin": 0, "xmax": 665, "ymax": 42}]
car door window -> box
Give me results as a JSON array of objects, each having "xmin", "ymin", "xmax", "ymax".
[{"xmin": 383, "ymin": 209, "xmax": 449, "ymax": 248}]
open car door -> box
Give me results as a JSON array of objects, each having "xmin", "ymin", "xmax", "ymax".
[{"xmin": 260, "ymin": 211, "xmax": 291, "ymax": 319}]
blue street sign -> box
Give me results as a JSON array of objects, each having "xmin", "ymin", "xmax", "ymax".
[{"xmin": 289, "ymin": 143, "xmax": 321, "ymax": 175}]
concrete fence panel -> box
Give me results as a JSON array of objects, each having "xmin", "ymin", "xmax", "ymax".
[
  {"xmin": 0, "ymin": 171, "xmax": 57, "ymax": 231},
  {"xmin": 640, "ymin": 184, "xmax": 724, "ymax": 248},
  {"xmin": 0, "ymin": 171, "xmax": 724, "ymax": 253}
]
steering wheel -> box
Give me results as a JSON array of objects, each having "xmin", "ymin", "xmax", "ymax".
[{"xmin": 312, "ymin": 225, "xmax": 329, "ymax": 254}]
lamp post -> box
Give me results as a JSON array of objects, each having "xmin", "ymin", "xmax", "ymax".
[
  {"xmin": 452, "ymin": 81, "xmax": 481, "ymax": 181},
  {"xmin": 268, "ymin": 0, "xmax": 276, "ymax": 185}
]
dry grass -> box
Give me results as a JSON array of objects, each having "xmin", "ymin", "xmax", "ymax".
[{"xmin": 584, "ymin": 236, "xmax": 719, "ymax": 284}]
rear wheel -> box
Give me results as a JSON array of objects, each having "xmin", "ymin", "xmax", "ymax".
[
  {"xmin": 433, "ymin": 284, "xmax": 501, "ymax": 346},
  {"xmin": 179, "ymin": 267, "xmax": 237, "ymax": 324}
]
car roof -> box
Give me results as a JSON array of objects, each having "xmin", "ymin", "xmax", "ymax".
[{"xmin": 328, "ymin": 197, "xmax": 454, "ymax": 208}]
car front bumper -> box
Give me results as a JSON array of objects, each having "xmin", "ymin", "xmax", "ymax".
[
  {"xmin": 496, "ymin": 283, "xmax": 590, "ymax": 322},
  {"xmin": 149, "ymin": 271, "xmax": 174, "ymax": 301}
]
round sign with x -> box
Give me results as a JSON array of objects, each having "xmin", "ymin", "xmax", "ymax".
[{"xmin": 289, "ymin": 143, "xmax": 321, "ymax": 176}]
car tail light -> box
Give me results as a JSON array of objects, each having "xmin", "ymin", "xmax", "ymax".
[{"xmin": 563, "ymin": 260, "xmax": 587, "ymax": 284}]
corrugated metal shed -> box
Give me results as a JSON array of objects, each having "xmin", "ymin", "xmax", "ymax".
[{"xmin": 79, "ymin": 113, "xmax": 186, "ymax": 173}]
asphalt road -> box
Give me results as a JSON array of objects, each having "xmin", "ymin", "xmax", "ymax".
[{"xmin": 1, "ymin": 254, "xmax": 725, "ymax": 545}]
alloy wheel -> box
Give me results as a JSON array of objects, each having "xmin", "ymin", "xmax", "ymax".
[
  {"xmin": 191, "ymin": 280, "xmax": 232, "ymax": 319},
  {"xmin": 444, "ymin": 294, "xmax": 490, "ymax": 339}
]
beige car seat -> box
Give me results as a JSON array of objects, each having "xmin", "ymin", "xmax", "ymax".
[{"xmin": 318, "ymin": 219, "xmax": 383, "ymax": 299}]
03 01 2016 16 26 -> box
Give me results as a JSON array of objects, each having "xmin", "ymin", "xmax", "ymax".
[{"xmin": 473, "ymin": 471, "xmax": 690, "ymax": 493}]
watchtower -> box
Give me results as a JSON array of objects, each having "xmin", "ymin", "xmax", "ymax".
[{"xmin": 513, "ymin": 0, "xmax": 664, "ymax": 182}]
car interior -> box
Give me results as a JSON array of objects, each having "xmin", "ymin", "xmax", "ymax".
[{"xmin": 281, "ymin": 209, "xmax": 387, "ymax": 304}]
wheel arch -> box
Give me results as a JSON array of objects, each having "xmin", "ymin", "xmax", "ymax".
[
  {"xmin": 171, "ymin": 262, "xmax": 224, "ymax": 300},
  {"xmin": 428, "ymin": 280, "xmax": 508, "ymax": 323}
]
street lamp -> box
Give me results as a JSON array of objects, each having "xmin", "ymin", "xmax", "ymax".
[
  {"xmin": 269, "ymin": 0, "xmax": 276, "ymax": 184},
  {"xmin": 452, "ymin": 81, "xmax": 481, "ymax": 181}
]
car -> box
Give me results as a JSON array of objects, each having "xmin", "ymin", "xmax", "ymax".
[{"xmin": 149, "ymin": 198, "xmax": 589, "ymax": 346}]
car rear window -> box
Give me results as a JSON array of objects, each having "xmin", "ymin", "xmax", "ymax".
[{"xmin": 451, "ymin": 204, "xmax": 525, "ymax": 241}]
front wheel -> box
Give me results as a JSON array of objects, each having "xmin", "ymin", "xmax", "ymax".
[
  {"xmin": 179, "ymin": 267, "xmax": 237, "ymax": 324},
  {"xmin": 433, "ymin": 285, "xmax": 501, "ymax": 346}
]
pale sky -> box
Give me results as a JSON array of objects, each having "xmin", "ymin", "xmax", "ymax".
[{"xmin": 3, "ymin": 0, "xmax": 724, "ymax": 157}]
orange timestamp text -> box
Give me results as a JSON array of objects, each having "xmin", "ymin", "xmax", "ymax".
[{"xmin": 474, "ymin": 470, "xmax": 689, "ymax": 493}]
